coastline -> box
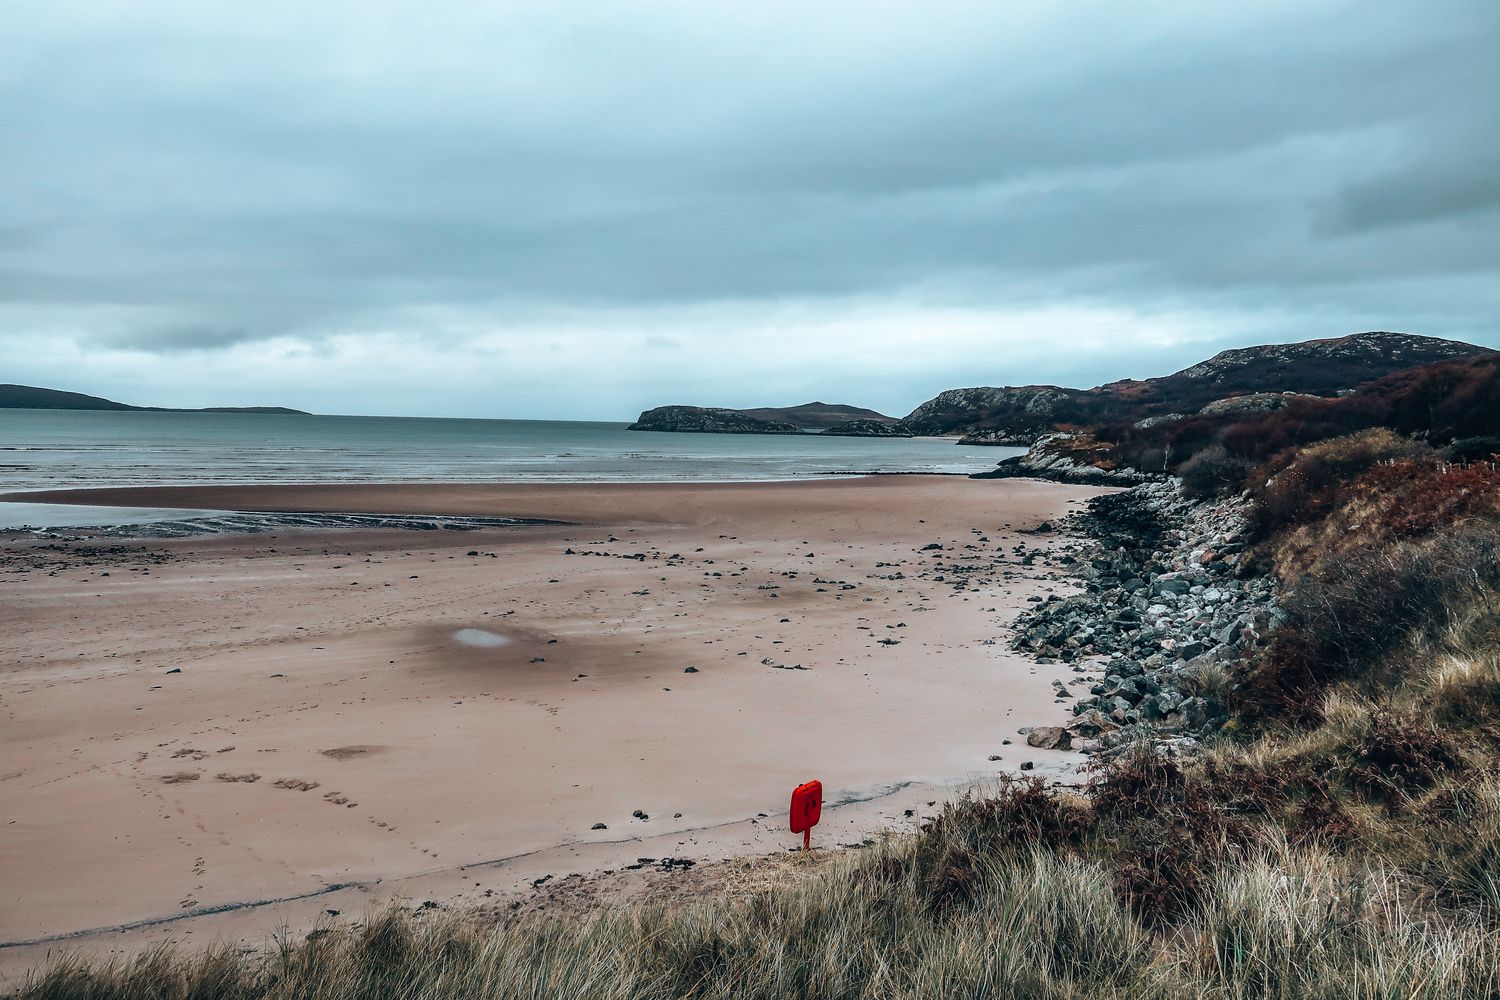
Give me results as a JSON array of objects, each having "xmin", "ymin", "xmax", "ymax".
[{"xmin": 0, "ymin": 476, "xmax": 1106, "ymax": 979}]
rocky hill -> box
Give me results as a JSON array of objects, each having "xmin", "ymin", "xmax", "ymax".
[
  {"xmin": 626, "ymin": 405, "xmax": 805, "ymax": 434},
  {"xmin": 737, "ymin": 401, "xmax": 897, "ymax": 429},
  {"xmin": 1, "ymin": 384, "xmax": 308, "ymax": 414},
  {"xmin": 901, "ymin": 332, "xmax": 1493, "ymax": 442},
  {"xmin": 901, "ymin": 385, "xmax": 1083, "ymax": 440}
]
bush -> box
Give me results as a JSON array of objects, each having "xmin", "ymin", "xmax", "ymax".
[
  {"xmin": 1235, "ymin": 524, "xmax": 1500, "ymax": 724},
  {"xmin": 1178, "ymin": 444, "xmax": 1256, "ymax": 498},
  {"xmin": 1250, "ymin": 428, "xmax": 1433, "ymax": 536},
  {"xmin": 1448, "ymin": 436, "xmax": 1500, "ymax": 462}
]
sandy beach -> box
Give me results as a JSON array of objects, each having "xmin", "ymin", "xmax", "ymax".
[{"xmin": 0, "ymin": 476, "xmax": 1104, "ymax": 979}]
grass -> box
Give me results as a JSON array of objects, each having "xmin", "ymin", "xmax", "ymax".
[{"xmin": 18, "ymin": 835, "xmax": 1500, "ymax": 999}]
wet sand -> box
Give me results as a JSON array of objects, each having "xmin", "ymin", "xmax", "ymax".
[{"xmin": 0, "ymin": 476, "xmax": 1103, "ymax": 979}]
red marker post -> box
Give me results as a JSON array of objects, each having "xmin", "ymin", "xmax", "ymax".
[{"xmin": 789, "ymin": 779, "xmax": 822, "ymax": 850}]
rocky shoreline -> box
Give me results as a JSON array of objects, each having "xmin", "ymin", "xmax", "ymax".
[
  {"xmin": 971, "ymin": 433, "xmax": 1160, "ymax": 486},
  {"xmin": 1010, "ymin": 479, "xmax": 1280, "ymax": 757}
]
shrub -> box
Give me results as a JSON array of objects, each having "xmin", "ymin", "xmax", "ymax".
[
  {"xmin": 1178, "ymin": 444, "xmax": 1256, "ymax": 498},
  {"xmin": 1249, "ymin": 428, "xmax": 1433, "ymax": 536},
  {"xmin": 1447, "ymin": 436, "xmax": 1500, "ymax": 462},
  {"xmin": 1234, "ymin": 524, "xmax": 1500, "ymax": 724},
  {"xmin": 1341, "ymin": 713, "xmax": 1469, "ymax": 807}
]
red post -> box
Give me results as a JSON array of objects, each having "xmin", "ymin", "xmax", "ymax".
[{"xmin": 790, "ymin": 780, "xmax": 822, "ymax": 851}]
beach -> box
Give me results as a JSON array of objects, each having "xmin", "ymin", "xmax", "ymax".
[{"xmin": 0, "ymin": 476, "xmax": 1103, "ymax": 978}]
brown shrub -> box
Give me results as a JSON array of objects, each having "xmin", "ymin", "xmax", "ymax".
[
  {"xmin": 1355, "ymin": 461, "xmax": 1500, "ymax": 539},
  {"xmin": 910, "ymin": 776, "xmax": 1092, "ymax": 915},
  {"xmin": 1234, "ymin": 524, "xmax": 1500, "ymax": 725},
  {"xmin": 1342, "ymin": 714, "xmax": 1468, "ymax": 810},
  {"xmin": 1086, "ymin": 748, "xmax": 1264, "ymax": 923},
  {"xmin": 1284, "ymin": 777, "xmax": 1359, "ymax": 847},
  {"xmin": 1179, "ymin": 444, "xmax": 1257, "ymax": 498},
  {"xmin": 1249, "ymin": 429, "xmax": 1433, "ymax": 537}
]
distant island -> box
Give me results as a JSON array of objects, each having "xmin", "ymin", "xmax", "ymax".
[
  {"xmin": 736, "ymin": 402, "xmax": 899, "ymax": 429},
  {"xmin": 0, "ymin": 384, "xmax": 309, "ymax": 415},
  {"xmin": 628, "ymin": 401, "xmax": 910, "ymax": 436}
]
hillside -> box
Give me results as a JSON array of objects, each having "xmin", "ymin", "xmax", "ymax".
[
  {"xmin": 0, "ymin": 384, "xmax": 309, "ymax": 415},
  {"xmin": 903, "ymin": 331, "xmax": 1494, "ymax": 441}
]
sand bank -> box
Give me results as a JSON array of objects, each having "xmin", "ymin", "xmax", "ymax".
[{"xmin": 0, "ymin": 476, "xmax": 1104, "ymax": 979}]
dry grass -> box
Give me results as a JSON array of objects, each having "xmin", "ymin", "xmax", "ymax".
[{"xmin": 19, "ymin": 835, "xmax": 1500, "ymax": 1000}]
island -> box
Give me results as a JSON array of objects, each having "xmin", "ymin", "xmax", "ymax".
[
  {"xmin": 1, "ymin": 384, "xmax": 309, "ymax": 414},
  {"xmin": 626, "ymin": 405, "xmax": 804, "ymax": 434},
  {"xmin": 628, "ymin": 401, "xmax": 901, "ymax": 435}
]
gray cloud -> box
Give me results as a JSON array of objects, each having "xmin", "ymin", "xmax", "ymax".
[{"xmin": 1, "ymin": 1, "xmax": 1497, "ymax": 416}]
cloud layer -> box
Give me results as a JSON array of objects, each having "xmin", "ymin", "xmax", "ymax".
[{"xmin": 3, "ymin": 1, "xmax": 1497, "ymax": 417}]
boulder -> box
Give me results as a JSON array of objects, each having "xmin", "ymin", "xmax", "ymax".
[{"xmin": 1025, "ymin": 726, "xmax": 1073, "ymax": 750}]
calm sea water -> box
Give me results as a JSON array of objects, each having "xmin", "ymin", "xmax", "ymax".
[{"xmin": 1, "ymin": 408, "xmax": 1017, "ymax": 496}]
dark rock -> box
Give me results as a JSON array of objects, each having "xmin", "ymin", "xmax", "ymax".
[{"xmin": 1026, "ymin": 726, "xmax": 1072, "ymax": 750}]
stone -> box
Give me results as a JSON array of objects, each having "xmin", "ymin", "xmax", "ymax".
[
  {"xmin": 1066, "ymin": 709, "xmax": 1114, "ymax": 737},
  {"xmin": 1026, "ymin": 726, "xmax": 1072, "ymax": 750}
]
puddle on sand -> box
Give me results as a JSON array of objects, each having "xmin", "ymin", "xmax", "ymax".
[{"xmin": 453, "ymin": 628, "xmax": 512, "ymax": 648}]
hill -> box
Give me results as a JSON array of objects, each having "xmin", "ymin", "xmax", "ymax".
[
  {"xmin": 737, "ymin": 402, "xmax": 898, "ymax": 429},
  {"xmin": 0, "ymin": 384, "xmax": 309, "ymax": 414},
  {"xmin": 626, "ymin": 405, "xmax": 805, "ymax": 434},
  {"xmin": 903, "ymin": 331, "xmax": 1493, "ymax": 441}
]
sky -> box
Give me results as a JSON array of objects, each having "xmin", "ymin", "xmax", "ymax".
[{"xmin": 2, "ymin": 1, "xmax": 1498, "ymax": 420}]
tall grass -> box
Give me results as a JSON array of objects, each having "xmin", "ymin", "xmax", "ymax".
[{"xmin": 20, "ymin": 834, "xmax": 1500, "ymax": 1000}]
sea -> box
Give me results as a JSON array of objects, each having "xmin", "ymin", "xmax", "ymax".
[{"xmin": 0, "ymin": 409, "xmax": 1021, "ymax": 533}]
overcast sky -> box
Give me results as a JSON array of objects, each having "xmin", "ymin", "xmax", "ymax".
[{"xmin": 3, "ymin": 1, "xmax": 1497, "ymax": 419}]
